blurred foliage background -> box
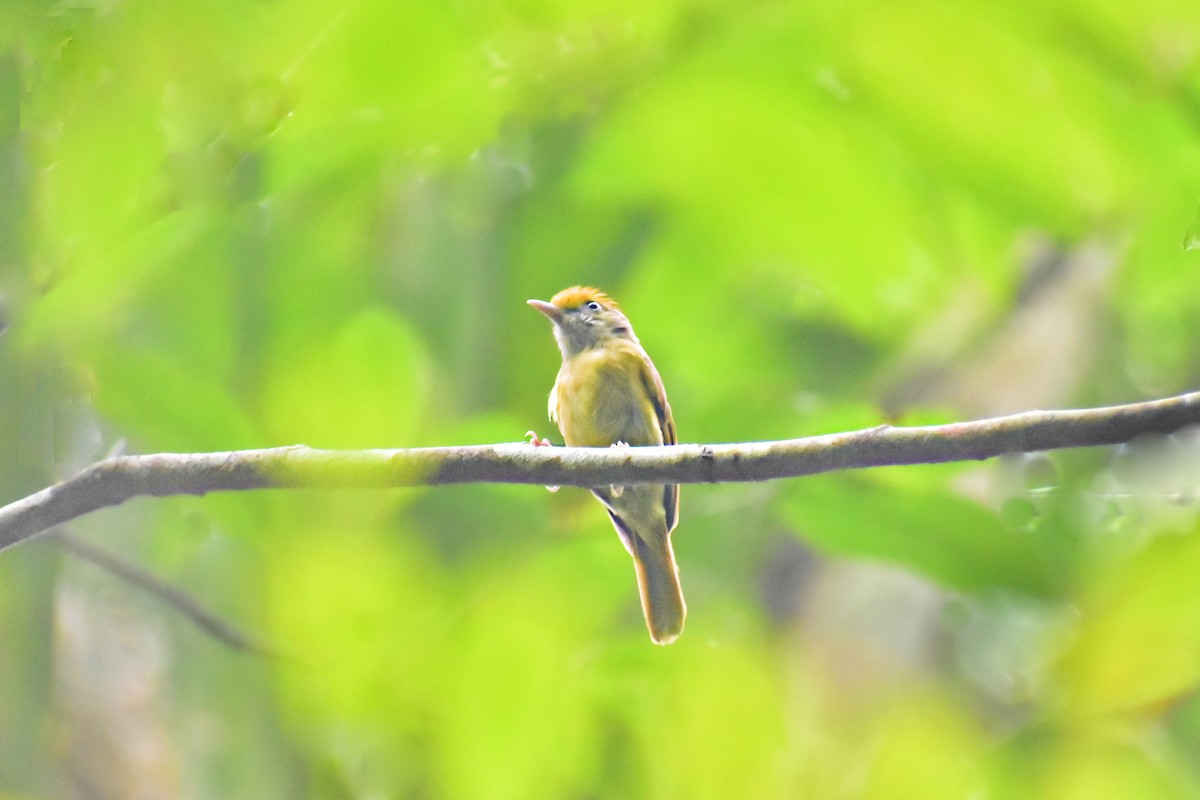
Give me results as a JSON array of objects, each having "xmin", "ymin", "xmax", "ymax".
[{"xmin": 3, "ymin": 0, "xmax": 1200, "ymax": 797}]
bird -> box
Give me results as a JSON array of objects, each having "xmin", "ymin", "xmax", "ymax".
[{"xmin": 528, "ymin": 286, "xmax": 685, "ymax": 644}]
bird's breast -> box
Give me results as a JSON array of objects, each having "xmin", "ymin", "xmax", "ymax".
[{"xmin": 553, "ymin": 347, "xmax": 662, "ymax": 447}]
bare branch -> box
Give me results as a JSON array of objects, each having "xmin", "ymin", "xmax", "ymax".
[
  {"xmin": 50, "ymin": 530, "xmax": 276, "ymax": 656},
  {"xmin": 2, "ymin": 391, "xmax": 1198, "ymax": 553}
]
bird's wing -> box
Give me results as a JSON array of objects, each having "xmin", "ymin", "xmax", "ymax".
[
  {"xmin": 637, "ymin": 354, "xmax": 675, "ymax": 446},
  {"xmin": 637, "ymin": 353, "xmax": 679, "ymax": 533}
]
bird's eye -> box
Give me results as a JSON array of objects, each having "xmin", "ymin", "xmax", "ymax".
[{"xmin": 586, "ymin": 301, "xmax": 601, "ymax": 311}]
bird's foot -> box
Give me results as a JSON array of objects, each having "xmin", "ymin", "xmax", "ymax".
[
  {"xmin": 526, "ymin": 430, "xmax": 554, "ymax": 448},
  {"xmin": 525, "ymin": 430, "xmax": 559, "ymax": 492},
  {"xmin": 610, "ymin": 440, "xmax": 629, "ymax": 497}
]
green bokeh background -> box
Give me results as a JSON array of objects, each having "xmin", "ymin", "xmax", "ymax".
[{"xmin": 4, "ymin": 0, "xmax": 1200, "ymax": 797}]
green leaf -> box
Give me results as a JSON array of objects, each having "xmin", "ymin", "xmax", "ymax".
[
  {"xmin": 261, "ymin": 309, "xmax": 430, "ymax": 449},
  {"xmin": 781, "ymin": 473, "xmax": 1058, "ymax": 595},
  {"xmin": 1059, "ymin": 528, "xmax": 1200, "ymax": 716}
]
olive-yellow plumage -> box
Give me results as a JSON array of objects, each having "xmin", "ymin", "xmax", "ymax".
[{"xmin": 528, "ymin": 286, "xmax": 685, "ymax": 644}]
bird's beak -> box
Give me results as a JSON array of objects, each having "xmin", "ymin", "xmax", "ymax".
[{"xmin": 527, "ymin": 299, "xmax": 564, "ymax": 324}]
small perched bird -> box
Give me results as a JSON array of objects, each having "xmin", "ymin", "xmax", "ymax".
[{"xmin": 528, "ymin": 286, "xmax": 685, "ymax": 644}]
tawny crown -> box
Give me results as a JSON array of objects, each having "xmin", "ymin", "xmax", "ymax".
[{"xmin": 549, "ymin": 286, "xmax": 619, "ymax": 310}]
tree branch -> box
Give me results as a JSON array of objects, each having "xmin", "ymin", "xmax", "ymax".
[
  {"xmin": 49, "ymin": 530, "xmax": 276, "ymax": 656},
  {"xmin": 2, "ymin": 391, "xmax": 1198, "ymax": 553}
]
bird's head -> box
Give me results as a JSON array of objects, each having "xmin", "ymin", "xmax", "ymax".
[{"xmin": 528, "ymin": 286, "xmax": 638, "ymax": 358}]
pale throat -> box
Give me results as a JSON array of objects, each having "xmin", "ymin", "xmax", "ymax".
[{"xmin": 553, "ymin": 321, "xmax": 637, "ymax": 360}]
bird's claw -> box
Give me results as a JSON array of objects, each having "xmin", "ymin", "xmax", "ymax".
[
  {"xmin": 526, "ymin": 430, "xmax": 559, "ymax": 491},
  {"xmin": 526, "ymin": 430, "xmax": 554, "ymax": 448},
  {"xmin": 610, "ymin": 440, "xmax": 629, "ymax": 496}
]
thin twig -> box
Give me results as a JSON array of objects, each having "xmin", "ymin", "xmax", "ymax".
[
  {"xmin": 49, "ymin": 529, "xmax": 276, "ymax": 656},
  {"xmin": 1, "ymin": 391, "xmax": 1197, "ymax": 553}
]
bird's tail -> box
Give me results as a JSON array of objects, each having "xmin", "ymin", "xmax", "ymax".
[{"xmin": 629, "ymin": 531, "xmax": 686, "ymax": 645}]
